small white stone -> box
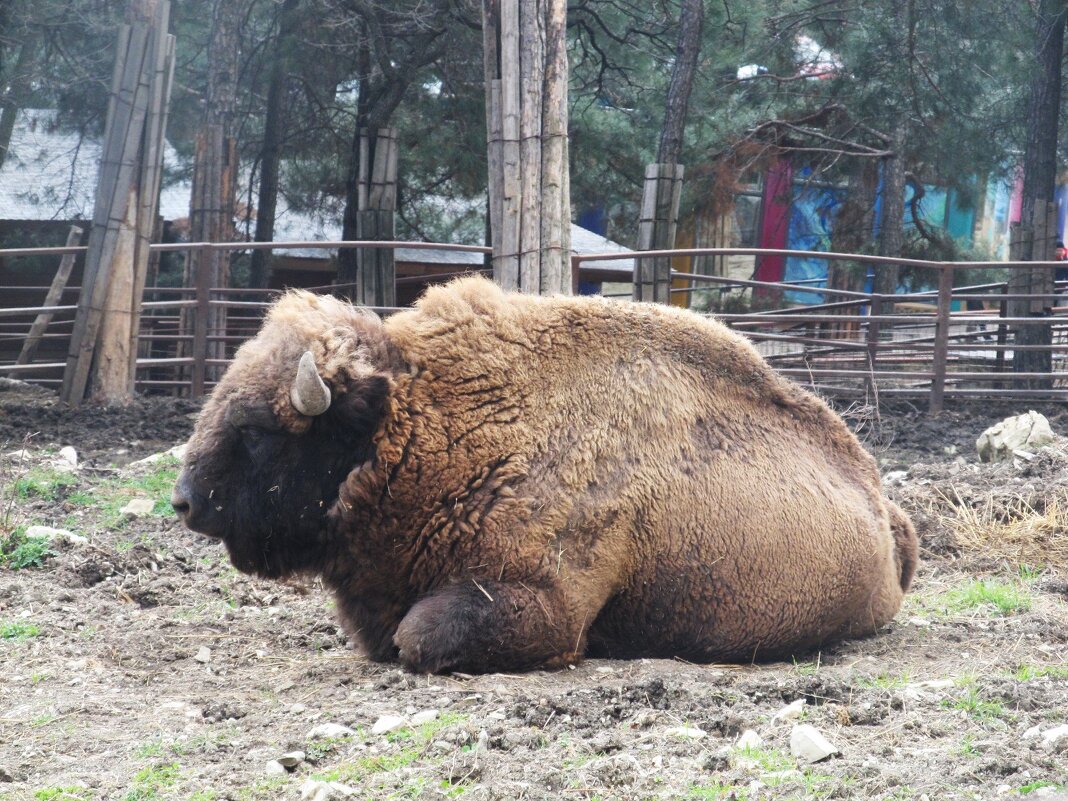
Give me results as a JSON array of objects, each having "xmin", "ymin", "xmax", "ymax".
[
  {"xmin": 57, "ymin": 446, "xmax": 78, "ymax": 468},
  {"xmin": 907, "ymin": 616, "xmax": 932, "ymax": 627},
  {"xmin": 735, "ymin": 729, "xmax": 763, "ymax": 750},
  {"xmin": 665, "ymin": 726, "xmax": 707, "ymax": 740},
  {"xmin": 131, "ymin": 443, "xmax": 188, "ymax": 466},
  {"xmin": 307, "ymin": 722, "xmax": 356, "ymax": 739},
  {"xmin": 1040, "ymin": 724, "xmax": 1068, "ymax": 749},
  {"xmin": 790, "ymin": 724, "xmax": 838, "ymax": 763},
  {"xmin": 1022, "ymin": 725, "xmax": 1042, "ymax": 741},
  {"xmin": 120, "ymin": 497, "xmax": 156, "ymax": 517},
  {"xmin": 24, "ymin": 525, "xmax": 87, "ymax": 545},
  {"xmin": 300, "ymin": 780, "xmax": 333, "ymax": 801},
  {"xmin": 909, "ymin": 679, "xmax": 955, "ymax": 690},
  {"xmin": 290, "ymin": 703, "xmax": 308, "ymax": 714},
  {"xmin": 771, "ymin": 699, "xmax": 807, "ymax": 723},
  {"xmin": 277, "ymin": 750, "xmax": 305, "ymax": 767},
  {"xmin": 193, "ymin": 646, "xmax": 211, "ymax": 664},
  {"xmin": 371, "ymin": 715, "xmax": 406, "ymax": 735},
  {"xmin": 411, "ymin": 709, "xmax": 440, "ymax": 725},
  {"xmin": 265, "ymin": 760, "xmax": 287, "ymax": 775}
]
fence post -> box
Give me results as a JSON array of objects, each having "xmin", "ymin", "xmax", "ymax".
[
  {"xmin": 191, "ymin": 242, "xmax": 210, "ymax": 398},
  {"xmin": 570, "ymin": 254, "xmax": 582, "ymax": 296},
  {"xmin": 865, "ymin": 290, "xmax": 881, "ymax": 398},
  {"xmin": 929, "ymin": 264, "xmax": 954, "ymax": 413}
]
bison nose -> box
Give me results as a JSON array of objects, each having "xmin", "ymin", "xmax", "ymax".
[{"xmin": 172, "ymin": 472, "xmax": 223, "ymax": 537}]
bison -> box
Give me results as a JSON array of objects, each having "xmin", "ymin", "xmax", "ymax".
[{"xmin": 172, "ymin": 276, "xmax": 917, "ymax": 674}]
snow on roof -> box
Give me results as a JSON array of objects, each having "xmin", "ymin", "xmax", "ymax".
[
  {"xmin": 0, "ymin": 109, "xmax": 189, "ymax": 222},
  {"xmin": 0, "ymin": 109, "xmax": 634, "ymax": 271}
]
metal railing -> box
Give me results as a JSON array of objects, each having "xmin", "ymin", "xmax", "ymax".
[{"xmin": 2, "ymin": 240, "xmax": 1067, "ymax": 409}]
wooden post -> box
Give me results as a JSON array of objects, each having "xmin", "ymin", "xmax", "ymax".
[
  {"xmin": 482, "ymin": 0, "xmax": 570, "ymax": 295},
  {"xmin": 12, "ymin": 226, "xmax": 84, "ymax": 371},
  {"xmin": 865, "ymin": 290, "xmax": 882, "ymax": 398},
  {"xmin": 60, "ymin": 1, "xmax": 174, "ymax": 406},
  {"xmin": 192, "ymin": 243, "xmax": 210, "ymax": 398},
  {"xmin": 634, "ymin": 162, "xmax": 684, "ymax": 303},
  {"xmin": 337, "ymin": 127, "xmax": 397, "ymax": 307},
  {"xmin": 929, "ymin": 265, "xmax": 954, "ymax": 413}
]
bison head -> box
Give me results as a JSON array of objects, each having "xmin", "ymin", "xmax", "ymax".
[{"xmin": 171, "ymin": 291, "xmax": 394, "ymax": 578}]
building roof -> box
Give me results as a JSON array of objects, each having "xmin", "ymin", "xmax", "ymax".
[
  {"xmin": 0, "ymin": 109, "xmax": 190, "ymax": 222},
  {"xmin": 0, "ymin": 109, "xmax": 634, "ymax": 271}
]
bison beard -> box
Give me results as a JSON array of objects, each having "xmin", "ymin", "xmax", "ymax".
[{"xmin": 174, "ymin": 279, "xmax": 919, "ymax": 675}]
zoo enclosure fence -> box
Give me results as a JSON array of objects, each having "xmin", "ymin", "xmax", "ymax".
[{"xmin": 2, "ymin": 240, "xmax": 1068, "ymax": 410}]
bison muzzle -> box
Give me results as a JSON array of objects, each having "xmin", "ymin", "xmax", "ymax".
[{"xmin": 173, "ymin": 276, "xmax": 918, "ymax": 674}]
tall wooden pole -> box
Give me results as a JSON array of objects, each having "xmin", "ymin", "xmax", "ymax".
[
  {"xmin": 483, "ymin": 0, "xmax": 570, "ymax": 295},
  {"xmin": 60, "ymin": 0, "xmax": 174, "ymax": 406}
]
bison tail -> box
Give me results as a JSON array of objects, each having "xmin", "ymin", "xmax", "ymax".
[{"xmin": 888, "ymin": 502, "xmax": 919, "ymax": 592}]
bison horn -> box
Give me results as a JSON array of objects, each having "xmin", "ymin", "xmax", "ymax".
[{"xmin": 291, "ymin": 351, "xmax": 331, "ymax": 416}]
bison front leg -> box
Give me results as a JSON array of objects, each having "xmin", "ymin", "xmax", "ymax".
[{"xmin": 394, "ymin": 579, "xmax": 584, "ymax": 674}]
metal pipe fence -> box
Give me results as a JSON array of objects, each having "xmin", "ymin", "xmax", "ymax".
[{"xmin": 1, "ymin": 240, "xmax": 1066, "ymax": 409}]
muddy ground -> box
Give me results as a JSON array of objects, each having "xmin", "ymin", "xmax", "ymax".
[{"xmin": 0, "ymin": 383, "xmax": 1065, "ymax": 801}]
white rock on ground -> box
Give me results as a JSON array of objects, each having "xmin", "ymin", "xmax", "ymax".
[
  {"xmin": 193, "ymin": 647, "xmax": 211, "ymax": 664},
  {"xmin": 307, "ymin": 722, "xmax": 356, "ymax": 739},
  {"xmin": 771, "ymin": 699, "xmax": 807, "ymax": 724},
  {"xmin": 976, "ymin": 411, "xmax": 1056, "ymax": 462},
  {"xmin": 277, "ymin": 750, "xmax": 305, "ymax": 767},
  {"xmin": 300, "ymin": 780, "xmax": 357, "ymax": 801},
  {"xmin": 664, "ymin": 726, "xmax": 707, "ymax": 740},
  {"xmin": 411, "ymin": 709, "xmax": 440, "ymax": 725},
  {"xmin": 735, "ymin": 729, "xmax": 763, "ymax": 750},
  {"xmin": 264, "ymin": 760, "xmax": 287, "ymax": 776},
  {"xmin": 56, "ymin": 446, "xmax": 78, "ymax": 469},
  {"xmin": 371, "ymin": 715, "xmax": 407, "ymax": 735},
  {"xmin": 120, "ymin": 497, "xmax": 156, "ymax": 517},
  {"xmin": 24, "ymin": 525, "xmax": 88, "ymax": 545},
  {"xmin": 790, "ymin": 724, "xmax": 839, "ymax": 763},
  {"xmin": 1041, "ymin": 724, "xmax": 1068, "ymax": 751},
  {"xmin": 131, "ymin": 443, "xmax": 188, "ymax": 466}
]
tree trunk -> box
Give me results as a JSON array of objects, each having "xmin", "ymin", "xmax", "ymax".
[
  {"xmin": 248, "ymin": 0, "xmax": 299, "ymax": 290},
  {"xmin": 483, "ymin": 0, "xmax": 571, "ymax": 295},
  {"xmin": 1014, "ymin": 0, "xmax": 1068, "ymax": 382},
  {"xmin": 184, "ymin": 0, "xmax": 240, "ymax": 381},
  {"xmin": 875, "ymin": 119, "xmax": 908, "ymax": 313},
  {"xmin": 656, "ymin": 0, "xmax": 704, "ymax": 167},
  {"xmin": 634, "ymin": 0, "xmax": 703, "ymax": 303},
  {"xmin": 0, "ymin": 32, "xmax": 39, "ymax": 171}
]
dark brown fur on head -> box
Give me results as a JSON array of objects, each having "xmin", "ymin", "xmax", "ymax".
[{"xmin": 173, "ymin": 291, "xmax": 397, "ymax": 578}]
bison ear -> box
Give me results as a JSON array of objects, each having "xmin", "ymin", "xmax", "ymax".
[{"xmin": 332, "ymin": 373, "xmax": 390, "ymax": 437}]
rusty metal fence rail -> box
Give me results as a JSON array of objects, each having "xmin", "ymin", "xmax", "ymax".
[{"xmin": 3, "ymin": 241, "xmax": 1068, "ymax": 409}]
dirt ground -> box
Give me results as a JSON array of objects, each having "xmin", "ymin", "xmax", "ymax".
[{"xmin": 0, "ymin": 382, "xmax": 1066, "ymax": 801}]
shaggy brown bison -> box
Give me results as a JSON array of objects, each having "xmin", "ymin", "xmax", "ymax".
[{"xmin": 172, "ymin": 276, "xmax": 917, "ymax": 674}]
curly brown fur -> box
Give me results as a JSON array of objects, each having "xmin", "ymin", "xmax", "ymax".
[{"xmin": 174, "ymin": 277, "xmax": 919, "ymax": 673}]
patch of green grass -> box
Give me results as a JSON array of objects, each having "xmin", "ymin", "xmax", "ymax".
[
  {"xmin": 15, "ymin": 467, "xmax": 78, "ymax": 501},
  {"xmin": 0, "ymin": 527, "xmax": 53, "ymax": 569},
  {"xmin": 919, "ymin": 578, "xmax": 1034, "ymax": 618},
  {"xmin": 1019, "ymin": 781, "xmax": 1063, "ymax": 795},
  {"xmin": 121, "ymin": 763, "xmax": 180, "ymax": 801},
  {"xmin": 855, "ymin": 671, "xmax": 912, "ymax": 690},
  {"xmin": 34, "ymin": 788, "xmax": 94, "ymax": 801},
  {"xmin": 942, "ymin": 686, "xmax": 1008, "ymax": 723},
  {"xmin": 733, "ymin": 745, "xmax": 795, "ymax": 773},
  {"xmin": 188, "ymin": 792, "xmax": 218, "ymax": 801},
  {"xmin": 687, "ymin": 784, "xmax": 748, "ymax": 800},
  {"xmin": 314, "ymin": 713, "xmax": 468, "ymax": 785},
  {"xmin": 1, "ymin": 620, "xmax": 40, "ymax": 640},
  {"xmin": 232, "ymin": 777, "xmax": 289, "ymax": 801},
  {"xmin": 1014, "ymin": 663, "xmax": 1068, "ymax": 682},
  {"xmin": 959, "ymin": 735, "xmax": 980, "ymax": 757},
  {"xmin": 1018, "ymin": 564, "xmax": 1045, "ymax": 582}
]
